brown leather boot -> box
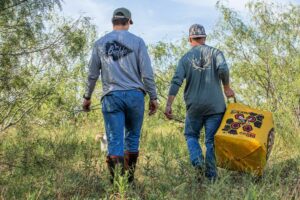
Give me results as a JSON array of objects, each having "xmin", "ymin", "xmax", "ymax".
[
  {"xmin": 124, "ymin": 151, "xmax": 139, "ymax": 183},
  {"xmin": 106, "ymin": 156, "xmax": 124, "ymax": 183}
]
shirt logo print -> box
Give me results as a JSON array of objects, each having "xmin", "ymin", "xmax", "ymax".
[
  {"xmin": 105, "ymin": 40, "xmax": 133, "ymax": 61},
  {"xmin": 191, "ymin": 52, "xmax": 212, "ymax": 71}
]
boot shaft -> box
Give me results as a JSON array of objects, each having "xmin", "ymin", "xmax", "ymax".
[
  {"xmin": 124, "ymin": 151, "xmax": 139, "ymax": 182},
  {"xmin": 106, "ymin": 156, "xmax": 125, "ymax": 182}
]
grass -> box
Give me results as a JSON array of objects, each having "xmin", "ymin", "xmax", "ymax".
[{"xmin": 0, "ymin": 113, "xmax": 299, "ymax": 200}]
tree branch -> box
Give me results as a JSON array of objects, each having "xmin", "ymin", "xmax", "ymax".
[{"xmin": 0, "ymin": 0, "xmax": 29, "ymax": 13}]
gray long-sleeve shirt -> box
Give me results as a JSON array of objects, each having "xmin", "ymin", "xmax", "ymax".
[
  {"xmin": 169, "ymin": 44, "xmax": 229, "ymax": 117},
  {"xmin": 85, "ymin": 30, "xmax": 157, "ymax": 100}
]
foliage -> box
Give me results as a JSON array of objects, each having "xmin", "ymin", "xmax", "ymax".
[
  {"xmin": 0, "ymin": 0, "xmax": 96, "ymax": 132},
  {"xmin": 213, "ymin": 0, "xmax": 300, "ymax": 141},
  {"xmin": 149, "ymin": 39, "xmax": 189, "ymax": 122},
  {"xmin": 0, "ymin": 0, "xmax": 299, "ymax": 199},
  {"xmin": 0, "ymin": 119, "xmax": 299, "ymax": 199}
]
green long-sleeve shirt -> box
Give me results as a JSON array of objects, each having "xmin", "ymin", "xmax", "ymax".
[{"xmin": 169, "ymin": 44, "xmax": 229, "ymax": 117}]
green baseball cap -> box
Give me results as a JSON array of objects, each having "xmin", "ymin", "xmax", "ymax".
[{"xmin": 112, "ymin": 7, "xmax": 133, "ymax": 24}]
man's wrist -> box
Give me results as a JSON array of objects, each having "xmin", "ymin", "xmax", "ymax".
[
  {"xmin": 150, "ymin": 97, "xmax": 158, "ymax": 101},
  {"xmin": 83, "ymin": 94, "xmax": 91, "ymax": 100},
  {"xmin": 223, "ymin": 84, "xmax": 230, "ymax": 89}
]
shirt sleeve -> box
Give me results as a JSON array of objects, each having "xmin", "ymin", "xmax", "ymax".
[
  {"xmin": 168, "ymin": 58, "xmax": 186, "ymax": 96},
  {"xmin": 138, "ymin": 39, "xmax": 157, "ymax": 100},
  {"xmin": 84, "ymin": 43, "xmax": 101, "ymax": 99},
  {"xmin": 216, "ymin": 51, "xmax": 229, "ymax": 85}
]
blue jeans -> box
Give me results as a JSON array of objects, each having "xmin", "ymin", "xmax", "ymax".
[
  {"xmin": 102, "ymin": 90, "xmax": 145, "ymax": 156},
  {"xmin": 184, "ymin": 113, "xmax": 223, "ymax": 178}
]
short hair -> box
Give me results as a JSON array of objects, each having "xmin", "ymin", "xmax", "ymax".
[
  {"xmin": 191, "ymin": 37, "xmax": 206, "ymax": 42},
  {"xmin": 112, "ymin": 12, "xmax": 130, "ymax": 26},
  {"xmin": 112, "ymin": 18, "xmax": 130, "ymax": 26}
]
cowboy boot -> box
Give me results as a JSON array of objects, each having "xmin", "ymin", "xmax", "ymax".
[
  {"xmin": 124, "ymin": 151, "xmax": 139, "ymax": 183},
  {"xmin": 195, "ymin": 165, "xmax": 205, "ymax": 183},
  {"xmin": 106, "ymin": 156, "xmax": 124, "ymax": 183}
]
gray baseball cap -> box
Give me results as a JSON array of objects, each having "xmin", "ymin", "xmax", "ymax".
[
  {"xmin": 189, "ymin": 24, "xmax": 206, "ymax": 38},
  {"xmin": 112, "ymin": 7, "xmax": 133, "ymax": 24}
]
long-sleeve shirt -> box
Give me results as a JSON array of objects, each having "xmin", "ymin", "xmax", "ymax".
[
  {"xmin": 84, "ymin": 30, "xmax": 157, "ymax": 100},
  {"xmin": 169, "ymin": 44, "xmax": 229, "ymax": 117}
]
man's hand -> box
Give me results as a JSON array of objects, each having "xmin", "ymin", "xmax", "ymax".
[
  {"xmin": 149, "ymin": 99, "xmax": 158, "ymax": 116},
  {"xmin": 223, "ymin": 85, "xmax": 235, "ymax": 98},
  {"xmin": 164, "ymin": 95, "xmax": 175, "ymax": 120},
  {"xmin": 82, "ymin": 99, "xmax": 91, "ymax": 112},
  {"xmin": 164, "ymin": 105, "xmax": 173, "ymax": 120}
]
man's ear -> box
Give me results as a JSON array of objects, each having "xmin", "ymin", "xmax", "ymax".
[{"xmin": 188, "ymin": 37, "xmax": 192, "ymax": 43}]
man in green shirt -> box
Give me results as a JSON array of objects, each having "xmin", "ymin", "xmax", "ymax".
[{"xmin": 164, "ymin": 24, "xmax": 234, "ymax": 181}]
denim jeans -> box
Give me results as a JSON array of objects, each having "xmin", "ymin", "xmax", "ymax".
[
  {"xmin": 102, "ymin": 90, "xmax": 145, "ymax": 156},
  {"xmin": 184, "ymin": 113, "xmax": 223, "ymax": 178}
]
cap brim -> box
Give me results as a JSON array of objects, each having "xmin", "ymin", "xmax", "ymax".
[
  {"xmin": 190, "ymin": 34, "xmax": 206, "ymax": 38},
  {"xmin": 112, "ymin": 17, "xmax": 133, "ymax": 24}
]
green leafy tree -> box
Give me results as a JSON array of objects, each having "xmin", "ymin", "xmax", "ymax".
[
  {"xmin": 0, "ymin": 0, "xmax": 96, "ymax": 132},
  {"xmin": 149, "ymin": 39, "xmax": 189, "ymax": 122},
  {"xmin": 213, "ymin": 0, "xmax": 300, "ymax": 139}
]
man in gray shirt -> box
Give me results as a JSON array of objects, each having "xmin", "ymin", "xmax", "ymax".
[
  {"xmin": 82, "ymin": 8, "xmax": 158, "ymax": 183},
  {"xmin": 164, "ymin": 24, "xmax": 234, "ymax": 181}
]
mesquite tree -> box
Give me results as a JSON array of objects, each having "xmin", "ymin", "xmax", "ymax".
[
  {"xmin": 0, "ymin": 0, "xmax": 96, "ymax": 132},
  {"xmin": 213, "ymin": 0, "xmax": 300, "ymax": 136}
]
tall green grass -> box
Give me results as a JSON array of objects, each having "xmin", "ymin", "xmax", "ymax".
[{"xmin": 0, "ymin": 114, "xmax": 299, "ymax": 199}]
